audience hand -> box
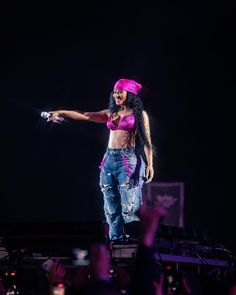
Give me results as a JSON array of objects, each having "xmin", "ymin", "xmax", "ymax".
[
  {"xmin": 138, "ymin": 203, "xmax": 167, "ymax": 248},
  {"xmin": 47, "ymin": 259, "xmax": 66, "ymax": 285}
]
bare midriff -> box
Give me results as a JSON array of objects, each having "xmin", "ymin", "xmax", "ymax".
[{"xmin": 108, "ymin": 130, "xmax": 135, "ymax": 149}]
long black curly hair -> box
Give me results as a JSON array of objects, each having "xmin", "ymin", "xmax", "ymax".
[{"xmin": 109, "ymin": 91, "xmax": 155, "ymax": 159}]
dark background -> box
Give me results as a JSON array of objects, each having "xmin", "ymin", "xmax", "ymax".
[{"xmin": 3, "ymin": 3, "xmax": 231, "ymax": 251}]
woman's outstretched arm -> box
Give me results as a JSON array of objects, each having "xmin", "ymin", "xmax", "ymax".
[{"xmin": 49, "ymin": 109, "xmax": 110, "ymax": 123}]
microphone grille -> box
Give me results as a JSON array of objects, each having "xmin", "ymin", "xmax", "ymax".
[{"xmin": 41, "ymin": 112, "xmax": 50, "ymax": 119}]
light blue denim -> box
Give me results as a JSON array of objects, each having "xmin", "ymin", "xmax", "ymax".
[{"xmin": 99, "ymin": 147, "xmax": 146, "ymax": 240}]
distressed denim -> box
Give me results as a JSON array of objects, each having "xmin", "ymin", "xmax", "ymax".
[{"xmin": 99, "ymin": 147, "xmax": 145, "ymax": 240}]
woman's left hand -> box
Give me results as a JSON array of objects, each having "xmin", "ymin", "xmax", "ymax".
[{"xmin": 145, "ymin": 165, "xmax": 154, "ymax": 183}]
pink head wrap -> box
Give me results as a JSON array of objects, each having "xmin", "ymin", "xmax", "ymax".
[{"xmin": 114, "ymin": 79, "xmax": 142, "ymax": 95}]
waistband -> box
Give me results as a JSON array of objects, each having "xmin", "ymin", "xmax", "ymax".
[{"xmin": 106, "ymin": 147, "xmax": 135, "ymax": 154}]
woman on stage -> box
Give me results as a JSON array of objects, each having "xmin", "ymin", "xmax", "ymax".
[{"xmin": 48, "ymin": 79, "xmax": 154, "ymax": 243}]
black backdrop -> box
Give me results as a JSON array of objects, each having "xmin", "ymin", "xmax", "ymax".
[{"xmin": 3, "ymin": 3, "xmax": 231, "ymax": 252}]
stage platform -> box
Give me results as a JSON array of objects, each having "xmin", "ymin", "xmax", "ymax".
[{"xmin": 0, "ymin": 221, "xmax": 234, "ymax": 276}]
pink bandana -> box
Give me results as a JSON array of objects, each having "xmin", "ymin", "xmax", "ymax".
[{"xmin": 114, "ymin": 79, "xmax": 142, "ymax": 95}]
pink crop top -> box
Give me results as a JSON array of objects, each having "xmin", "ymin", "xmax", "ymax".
[{"xmin": 106, "ymin": 113, "xmax": 135, "ymax": 131}]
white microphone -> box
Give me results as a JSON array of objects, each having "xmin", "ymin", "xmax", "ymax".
[{"xmin": 41, "ymin": 112, "xmax": 64, "ymax": 123}]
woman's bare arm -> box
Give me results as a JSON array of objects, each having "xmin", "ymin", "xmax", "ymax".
[
  {"xmin": 49, "ymin": 109, "xmax": 110, "ymax": 123},
  {"xmin": 143, "ymin": 111, "xmax": 154, "ymax": 183}
]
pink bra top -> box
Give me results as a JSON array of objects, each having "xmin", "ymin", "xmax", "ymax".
[{"xmin": 106, "ymin": 113, "xmax": 135, "ymax": 131}]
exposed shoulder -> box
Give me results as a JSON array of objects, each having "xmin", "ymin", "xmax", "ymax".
[
  {"xmin": 106, "ymin": 109, "xmax": 111, "ymax": 117},
  {"xmin": 83, "ymin": 109, "xmax": 110, "ymax": 123},
  {"xmin": 142, "ymin": 110, "xmax": 151, "ymax": 136},
  {"xmin": 99, "ymin": 109, "xmax": 110, "ymax": 117},
  {"xmin": 142, "ymin": 110, "xmax": 149, "ymax": 119}
]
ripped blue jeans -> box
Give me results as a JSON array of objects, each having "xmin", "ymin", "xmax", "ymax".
[{"xmin": 99, "ymin": 147, "xmax": 146, "ymax": 240}]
